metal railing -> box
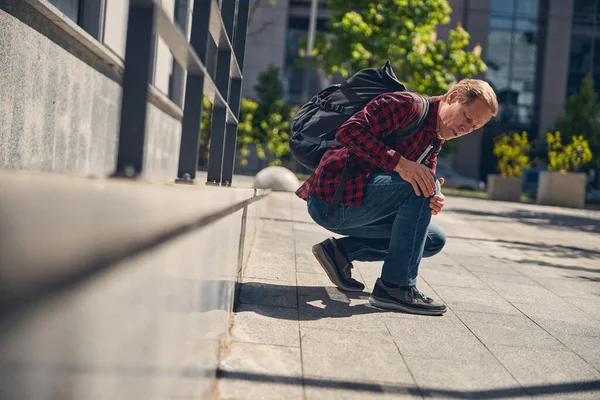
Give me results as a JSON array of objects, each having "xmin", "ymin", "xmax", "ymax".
[{"xmin": 114, "ymin": 0, "xmax": 249, "ymax": 186}]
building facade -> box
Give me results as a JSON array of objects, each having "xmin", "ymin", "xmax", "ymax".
[{"xmin": 242, "ymin": 0, "xmax": 591, "ymax": 181}]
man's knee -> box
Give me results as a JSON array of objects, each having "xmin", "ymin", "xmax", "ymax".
[{"xmin": 424, "ymin": 226, "xmax": 446, "ymax": 257}]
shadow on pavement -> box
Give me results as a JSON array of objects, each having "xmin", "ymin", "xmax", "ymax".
[
  {"xmin": 445, "ymin": 209, "xmax": 600, "ymax": 235},
  {"xmin": 217, "ymin": 369, "xmax": 600, "ymax": 399},
  {"xmin": 490, "ymin": 256, "xmax": 600, "ymax": 277},
  {"xmin": 236, "ymin": 281, "xmax": 446, "ymax": 320}
]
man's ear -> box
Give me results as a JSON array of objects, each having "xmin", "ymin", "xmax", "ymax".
[{"xmin": 447, "ymin": 91, "xmax": 459, "ymax": 104}]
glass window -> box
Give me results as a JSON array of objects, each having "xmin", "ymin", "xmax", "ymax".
[
  {"xmin": 486, "ymin": 31, "xmax": 512, "ymax": 91},
  {"xmin": 104, "ymin": 0, "xmax": 129, "ymax": 58},
  {"xmin": 491, "ymin": 0, "xmax": 516, "ymax": 18},
  {"xmin": 490, "ymin": 16, "xmax": 514, "ymax": 30},
  {"xmin": 48, "ymin": 0, "xmax": 80, "ymax": 22},
  {"xmin": 154, "ymin": 0, "xmax": 176, "ymax": 96},
  {"xmin": 516, "ymin": 0, "xmax": 539, "ymax": 18},
  {"xmin": 572, "ymin": 0, "xmax": 598, "ymax": 29}
]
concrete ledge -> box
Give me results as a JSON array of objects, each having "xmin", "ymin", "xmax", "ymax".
[{"xmin": 0, "ymin": 169, "xmax": 267, "ymax": 307}]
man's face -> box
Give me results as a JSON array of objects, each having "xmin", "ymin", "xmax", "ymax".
[{"xmin": 437, "ymin": 92, "xmax": 493, "ymax": 140}]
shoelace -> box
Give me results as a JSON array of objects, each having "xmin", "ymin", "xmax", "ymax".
[{"xmin": 411, "ymin": 286, "xmax": 431, "ymax": 301}]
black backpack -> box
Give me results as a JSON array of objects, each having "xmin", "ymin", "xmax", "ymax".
[{"xmin": 289, "ymin": 61, "xmax": 429, "ymax": 171}]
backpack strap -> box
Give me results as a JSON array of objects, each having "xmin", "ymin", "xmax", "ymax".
[
  {"xmin": 394, "ymin": 94, "xmax": 430, "ymax": 141},
  {"xmin": 313, "ymin": 95, "xmax": 355, "ymax": 117}
]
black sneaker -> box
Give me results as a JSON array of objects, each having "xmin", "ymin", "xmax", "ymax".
[
  {"xmin": 312, "ymin": 238, "xmax": 365, "ymax": 292},
  {"xmin": 369, "ymin": 278, "xmax": 447, "ymax": 315}
]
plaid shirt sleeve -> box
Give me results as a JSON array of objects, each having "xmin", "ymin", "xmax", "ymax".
[{"xmin": 335, "ymin": 93, "xmax": 418, "ymax": 174}]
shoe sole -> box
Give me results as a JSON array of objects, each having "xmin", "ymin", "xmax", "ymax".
[
  {"xmin": 369, "ymin": 295, "xmax": 447, "ymax": 316},
  {"xmin": 312, "ymin": 244, "xmax": 363, "ymax": 292}
]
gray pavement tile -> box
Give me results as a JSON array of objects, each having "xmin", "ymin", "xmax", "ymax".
[
  {"xmin": 455, "ymin": 311, "xmax": 567, "ymax": 350},
  {"xmin": 532, "ymin": 277, "xmax": 600, "ymax": 300},
  {"xmin": 232, "ymin": 303, "xmax": 299, "ymax": 347},
  {"xmin": 441, "ymin": 239, "xmax": 487, "ymax": 256},
  {"xmin": 511, "ymin": 300, "xmax": 600, "ymax": 329},
  {"xmin": 253, "ymin": 236, "xmax": 295, "ymax": 254},
  {"xmin": 239, "ymin": 279, "xmax": 298, "ymax": 309},
  {"xmin": 419, "ymin": 265, "xmax": 488, "ymax": 289},
  {"xmin": 295, "ymin": 251, "xmax": 323, "ymax": 274},
  {"xmin": 404, "ymin": 355, "xmax": 529, "ymax": 399},
  {"xmin": 471, "ymin": 271, "xmax": 538, "ymax": 285},
  {"xmin": 430, "ymin": 286, "xmax": 521, "ymax": 315},
  {"xmin": 561, "ymin": 296, "xmax": 600, "ymax": 321},
  {"xmin": 511, "ymin": 259, "xmax": 597, "ymax": 281},
  {"xmin": 384, "ymin": 312, "xmax": 490, "ymax": 360},
  {"xmin": 218, "ymin": 342, "xmax": 303, "ymax": 400},
  {"xmin": 293, "ymin": 229, "xmax": 324, "ymax": 245},
  {"xmin": 296, "ymin": 271, "xmax": 336, "ymax": 289},
  {"xmin": 424, "ymin": 251, "xmax": 464, "ymax": 268},
  {"xmin": 472, "ymin": 274, "xmax": 562, "ymax": 304},
  {"xmin": 556, "ymin": 334, "xmax": 600, "ymax": 371},
  {"xmin": 244, "ymin": 251, "xmax": 297, "ymax": 284},
  {"xmin": 300, "ymin": 328, "xmax": 414, "ymax": 384},
  {"xmin": 352, "ymin": 261, "xmax": 381, "ymax": 291},
  {"xmin": 303, "ymin": 379, "xmax": 421, "ymax": 400},
  {"xmin": 298, "ymin": 295, "xmax": 390, "ymax": 335},
  {"xmin": 488, "ymin": 345, "xmax": 600, "ymax": 399},
  {"xmin": 449, "ymin": 254, "xmax": 522, "ymax": 275}
]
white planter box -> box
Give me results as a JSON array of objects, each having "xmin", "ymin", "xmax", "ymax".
[
  {"xmin": 487, "ymin": 175, "xmax": 522, "ymax": 202},
  {"xmin": 537, "ymin": 171, "xmax": 586, "ymax": 209}
]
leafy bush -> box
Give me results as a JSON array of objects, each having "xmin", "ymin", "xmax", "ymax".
[
  {"xmin": 546, "ymin": 132, "xmax": 592, "ymax": 173},
  {"xmin": 493, "ymin": 131, "xmax": 531, "ymax": 177}
]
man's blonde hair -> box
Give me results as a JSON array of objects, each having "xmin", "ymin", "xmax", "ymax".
[{"xmin": 443, "ymin": 79, "xmax": 498, "ymax": 117}]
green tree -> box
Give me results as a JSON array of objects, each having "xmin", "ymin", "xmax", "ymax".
[
  {"xmin": 553, "ymin": 74, "xmax": 600, "ymax": 168},
  {"xmin": 238, "ymin": 66, "xmax": 293, "ymax": 166},
  {"xmin": 198, "ymin": 97, "xmax": 213, "ymax": 167},
  {"xmin": 312, "ymin": 0, "xmax": 487, "ymax": 95}
]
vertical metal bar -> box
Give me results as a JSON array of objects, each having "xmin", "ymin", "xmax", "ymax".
[
  {"xmin": 114, "ymin": 3, "xmax": 156, "ymax": 178},
  {"xmin": 176, "ymin": 0, "xmax": 212, "ymax": 182},
  {"xmin": 206, "ymin": 0, "xmax": 237, "ymax": 184},
  {"xmin": 206, "ymin": 52, "xmax": 233, "ymax": 184},
  {"xmin": 221, "ymin": 0, "xmax": 250, "ymax": 186}
]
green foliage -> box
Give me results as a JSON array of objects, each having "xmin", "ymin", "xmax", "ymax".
[
  {"xmin": 493, "ymin": 132, "xmax": 531, "ymax": 177},
  {"xmin": 546, "ymin": 132, "xmax": 593, "ymax": 173},
  {"xmin": 553, "ymin": 74, "xmax": 600, "ymax": 167},
  {"xmin": 237, "ymin": 66, "xmax": 293, "ymax": 166},
  {"xmin": 310, "ymin": 0, "xmax": 486, "ymax": 95},
  {"xmin": 198, "ymin": 97, "xmax": 213, "ymax": 167}
]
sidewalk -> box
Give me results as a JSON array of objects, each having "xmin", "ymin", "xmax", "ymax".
[{"xmin": 217, "ymin": 192, "xmax": 600, "ymax": 399}]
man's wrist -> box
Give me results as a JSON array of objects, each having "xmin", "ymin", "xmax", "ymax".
[{"xmin": 394, "ymin": 157, "xmax": 409, "ymax": 172}]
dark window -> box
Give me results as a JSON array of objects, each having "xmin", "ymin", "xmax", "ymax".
[
  {"xmin": 48, "ymin": 0, "xmax": 81, "ymax": 23},
  {"xmin": 567, "ymin": 0, "xmax": 600, "ymax": 97},
  {"xmin": 487, "ymin": 0, "xmax": 540, "ymax": 128}
]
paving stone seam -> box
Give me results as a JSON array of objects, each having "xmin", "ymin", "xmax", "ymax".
[
  {"xmin": 387, "ymin": 324, "xmax": 426, "ymax": 399},
  {"xmin": 420, "ymin": 280, "xmax": 530, "ymax": 396},
  {"xmin": 427, "ymin": 251, "xmax": 600, "ymax": 376},
  {"xmin": 229, "ymin": 339, "xmax": 300, "ymax": 350},
  {"xmin": 291, "ymin": 215, "xmax": 308, "ymax": 400}
]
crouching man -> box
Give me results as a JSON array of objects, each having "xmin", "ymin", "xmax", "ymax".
[{"xmin": 296, "ymin": 79, "xmax": 498, "ymax": 315}]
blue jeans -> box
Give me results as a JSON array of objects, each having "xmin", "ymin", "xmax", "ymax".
[{"xmin": 307, "ymin": 173, "xmax": 446, "ymax": 287}]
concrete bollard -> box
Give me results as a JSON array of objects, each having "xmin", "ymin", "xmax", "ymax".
[{"xmin": 253, "ymin": 166, "xmax": 300, "ymax": 192}]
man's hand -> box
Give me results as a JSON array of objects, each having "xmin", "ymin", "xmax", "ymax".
[
  {"xmin": 393, "ymin": 157, "xmax": 436, "ymax": 197},
  {"xmin": 430, "ymin": 178, "xmax": 445, "ymax": 215}
]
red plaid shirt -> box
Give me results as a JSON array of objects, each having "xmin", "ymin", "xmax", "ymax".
[{"xmin": 296, "ymin": 92, "xmax": 443, "ymax": 206}]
